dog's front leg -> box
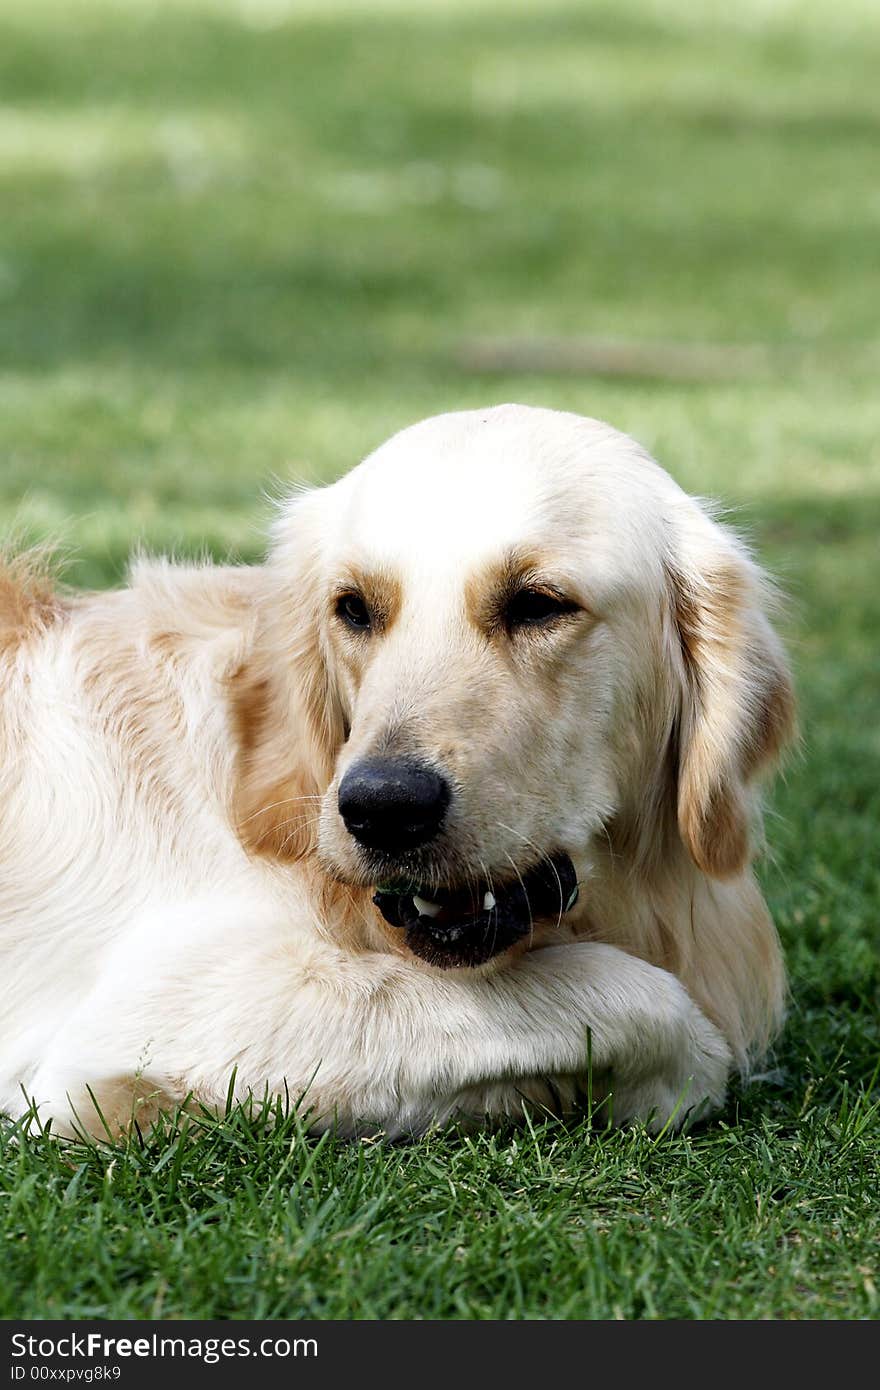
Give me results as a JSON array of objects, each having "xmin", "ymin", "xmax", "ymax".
[
  {"xmin": 435, "ymin": 944, "xmax": 734, "ymax": 1134},
  {"xmin": 20, "ymin": 906, "xmax": 731, "ymax": 1138}
]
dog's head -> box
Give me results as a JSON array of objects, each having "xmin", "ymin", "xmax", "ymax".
[{"xmin": 232, "ymin": 405, "xmax": 795, "ymax": 967}]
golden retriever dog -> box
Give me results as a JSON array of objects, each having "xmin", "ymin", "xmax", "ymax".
[{"xmin": 0, "ymin": 405, "xmax": 795, "ymax": 1140}]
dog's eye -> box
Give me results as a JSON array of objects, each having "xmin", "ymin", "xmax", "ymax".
[
  {"xmin": 336, "ymin": 592, "xmax": 372, "ymax": 631},
  {"xmin": 505, "ymin": 588, "xmax": 577, "ymax": 629}
]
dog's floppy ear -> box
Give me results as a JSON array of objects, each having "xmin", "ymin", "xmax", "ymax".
[
  {"xmin": 666, "ymin": 507, "xmax": 796, "ymax": 879},
  {"xmin": 230, "ymin": 496, "xmax": 347, "ymax": 860}
]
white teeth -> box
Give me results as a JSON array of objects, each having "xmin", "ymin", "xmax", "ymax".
[
  {"xmin": 413, "ymin": 895, "xmax": 443, "ymax": 919},
  {"xmin": 483, "ymin": 892, "xmax": 496, "ymax": 911}
]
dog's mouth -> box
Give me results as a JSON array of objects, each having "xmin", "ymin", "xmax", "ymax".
[{"xmin": 372, "ymin": 853, "xmax": 579, "ymax": 969}]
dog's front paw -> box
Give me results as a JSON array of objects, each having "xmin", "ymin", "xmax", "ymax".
[{"xmin": 607, "ymin": 1001, "xmax": 732, "ymax": 1133}]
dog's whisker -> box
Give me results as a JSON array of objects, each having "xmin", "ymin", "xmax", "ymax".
[
  {"xmin": 270, "ymin": 812, "xmax": 324, "ymax": 835},
  {"xmin": 502, "ymin": 850, "xmax": 535, "ymax": 946},
  {"xmin": 495, "ymin": 821, "xmax": 572, "ymax": 934},
  {"xmin": 496, "ymin": 821, "xmax": 564, "ymax": 885},
  {"xmin": 237, "ymin": 793, "xmax": 323, "ymax": 829},
  {"xmin": 343, "ymin": 884, "xmax": 380, "ymax": 937},
  {"xmin": 597, "ymin": 818, "xmax": 617, "ymax": 870},
  {"xmin": 273, "ymin": 814, "xmax": 325, "ymax": 853},
  {"xmin": 477, "ymin": 857, "xmax": 499, "ymax": 960}
]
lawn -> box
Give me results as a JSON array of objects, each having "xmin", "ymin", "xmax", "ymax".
[{"xmin": 1, "ymin": 0, "xmax": 878, "ymax": 1320}]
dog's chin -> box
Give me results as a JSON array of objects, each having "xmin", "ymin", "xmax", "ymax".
[{"xmin": 365, "ymin": 852, "xmax": 580, "ymax": 970}]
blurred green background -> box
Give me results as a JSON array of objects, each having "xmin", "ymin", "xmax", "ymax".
[
  {"xmin": 1, "ymin": 0, "xmax": 878, "ymax": 1319},
  {"xmin": 2, "ymin": 0, "xmax": 879, "ymax": 577}
]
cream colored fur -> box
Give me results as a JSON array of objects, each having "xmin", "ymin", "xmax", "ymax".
[{"xmin": 0, "ymin": 405, "xmax": 794, "ymax": 1139}]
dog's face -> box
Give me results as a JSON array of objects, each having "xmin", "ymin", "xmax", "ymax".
[
  {"xmin": 234, "ymin": 406, "xmax": 794, "ymax": 968},
  {"xmin": 309, "ymin": 409, "xmax": 654, "ymax": 959}
]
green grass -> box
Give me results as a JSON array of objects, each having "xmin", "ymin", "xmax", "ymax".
[{"xmin": 1, "ymin": 0, "xmax": 878, "ymax": 1320}]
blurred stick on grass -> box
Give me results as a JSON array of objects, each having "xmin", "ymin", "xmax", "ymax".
[{"xmin": 458, "ymin": 336, "xmax": 773, "ymax": 379}]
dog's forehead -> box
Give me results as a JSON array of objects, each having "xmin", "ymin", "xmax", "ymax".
[
  {"xmin": 346, "ymin": 434, "xmax": 543, "ymax": 562},
  {"xmin": 329, "ymin": 406, "xmax": 669, "ymax": 582}
]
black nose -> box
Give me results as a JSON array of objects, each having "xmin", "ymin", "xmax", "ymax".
[{"xmin": 338, "ymin": 758, "xmax": 450, "ymax": 854}]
